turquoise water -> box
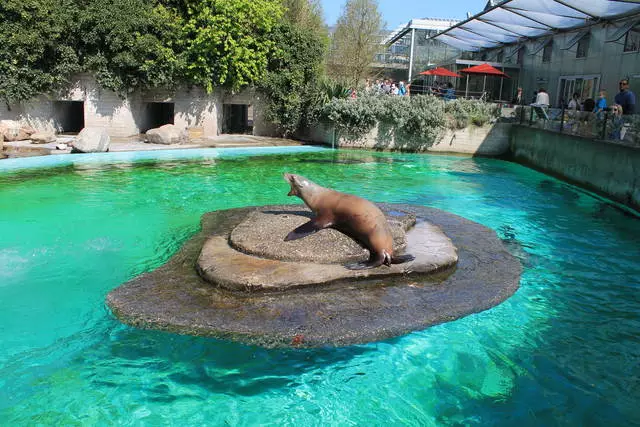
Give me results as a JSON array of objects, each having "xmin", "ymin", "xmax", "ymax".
[{"xmin": 0, "ymin": 148, "xmax": 639, "ymax": 425}]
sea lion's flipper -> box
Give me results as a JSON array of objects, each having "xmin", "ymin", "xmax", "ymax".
[
  {"xmin": 344, "ymin": 252, "xmax": 386, "ymax": 270},
  {"xmin": 391, "ymin": 254, "xmax": 415, "ymax": 264},
  {"xmin": 344, "ymin": 259, "xmax": 384, "ymax": 270},
  {"xmin": 284, "ymin": 218, "xmax": 333, "ymax": 241}
]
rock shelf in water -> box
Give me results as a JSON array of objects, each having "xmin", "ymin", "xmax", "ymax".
[{"xmin": 106, "ymin": 204, "xmax": 521, "ymax": 348}]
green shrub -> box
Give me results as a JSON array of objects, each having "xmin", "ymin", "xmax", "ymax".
[
  {"xmin": 322, "ymin": 96, "xmax": 380, "ymax": 140},
  {"xmin": 321, "ymin": 94, "xmax": 500, "ymax": 147}
]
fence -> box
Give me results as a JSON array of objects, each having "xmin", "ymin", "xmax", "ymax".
[{"xmin": 515, "ymin": 104, "xmax": 640, "ymax": 145}]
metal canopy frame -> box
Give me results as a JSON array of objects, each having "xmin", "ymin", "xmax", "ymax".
[{"xmin": 430, "ymin": 0, "xmax": 640, "ymax": 52}]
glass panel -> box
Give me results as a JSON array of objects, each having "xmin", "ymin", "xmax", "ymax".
[
  {"xmin": 624, "ymin": 26, "xmax": 640, "ymax": 52},
  {"xmin": 576, "ymin": 34, "xmax": 590, "ymax": 58},
  {"xmin": 448, "ymin": 28, "xmax": 501, "ymax": 47},
  {"xmin": 542, "ymin": 42, "xmax": 552, "ymax": 62},
  {"xmin": 508, "ymin": 0, "xmax": 586, "ymax": 19},
  {"xmin": 481, "ymin": 20, "xmax": 549, "ymax": 38},
  {"xmin": 461, "ymin": 20, "xmax": 522, "ymax": 42},
  {"xmin": 505, "ymin": 9, "xmax": 586, "ymax": 29},
  {"xmin": 485, "ymin": 8, "xmax": 550, "ymax": 29},
  {"xmin": 560, "ymin": 0, "xmax": 640, "ymax": 17}
]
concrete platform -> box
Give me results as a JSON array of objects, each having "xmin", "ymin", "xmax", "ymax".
[
  {"xmin": 106, "ymin": 204, "xmax": 521, "ymax": 348},
  {"xmin": 1, "ymin": 134, "xmax": 304, "ymax": 159}
]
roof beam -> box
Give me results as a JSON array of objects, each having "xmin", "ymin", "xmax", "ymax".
[
  {"xmin": 439, "ymin": 33, "xmax": 485, "ymax": 50},
  {"xmin": 552, "ymin": 0, "xmax": 598, "ymax": 19},
  {"xmin": 455, "ymin": 26, "xmax": 508, "ymax": 44},
  {"xmin": 476, "ymin": 18, "xmax": 530, "ymax": 37},
  {"xmin": 425, "ymin": 0, "xmax": 518, "ymax": 42},
  {"xmin": 502, "ymin": 6, "xmax": 555, "ymax": 30},
  {"xmin": 505, "ymin": 5, "xmax": 588, "ymax": 21}
]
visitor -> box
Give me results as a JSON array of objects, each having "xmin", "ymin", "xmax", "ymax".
[
  {"xmin": 567, "ymin": 92, "xmax": 581, "ymax": 110},
  {"xmin": 398, "ymin": 81, "xmax": 407, "ymax": 96},
  {"xmin": 583, "ymin": 98, "xmax": 595, "ymax": 113},
  {"xmin": 609, "ymin": 104, "xmax": 624, "ymax": 140},
  {"xmin": 512, "ymin": 87, "xmax": 524, "ymax": 105},
  {"xmin": 391, "ymin": 83, "xmax": 399, "ymax": 96},
  {"xmin": 614, "ymin": 78, "xmax": 636, "ymax": 115},
  {"xmin": 444, "ymin": 82, "xmax": 456, "ymax": 101},
  {"xmin": 594, "ymin": 90, "xmax": 607, "ymax": 114},
  {"xmin": 535, "ymin": 88, "xmax": 550, "ymax": 107},
  {"xmin": 382, "ymin": 80, "xmax": 391, "ymax": 95}
]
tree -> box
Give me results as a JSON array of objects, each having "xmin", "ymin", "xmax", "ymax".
[
  {"xmin": 77, "ymin": 0, "xmax": 184, "ymax": 95},
  {"xmin": 258, "ymin": 0, "xmax": 328, "ymax": 136},
  {"xmin": 179, "ymin": 0, "xmax": 283, "ymax": 92},
  {"xmin": 327, "ymin": 0, "xmax": 383, "ymax": 89},
  {"xmin": 0, "ymin": 0, "xmax": 80, "ymax": 106}
]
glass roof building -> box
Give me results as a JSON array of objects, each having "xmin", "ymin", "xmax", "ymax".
[{"xmin": 428, "ymin": 0, "xmax": 640, "ymax": 106}]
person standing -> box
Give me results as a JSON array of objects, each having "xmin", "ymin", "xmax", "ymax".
[
  {"xmin": 512, "ymin": 87, "xmax": 524, "ymax": 105},
  {"xmin": 614, "ymin": 78, "xmax": 636, "ymax": 115},
  {"xmin": 567, "ymin": 92, "xmax": 581, "ymax": 110},
  {"xmin": 535, "ymin": 88, "xmax": 550, "ymax": 107}
]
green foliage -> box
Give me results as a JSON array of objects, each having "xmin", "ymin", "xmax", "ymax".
[
  {"xmin": 77, "ymin": 0, "xmax": 183, "ymax": 94},
  {"xmin": 444, "ymin": 98, "xmax": 501, "ymax": 129},
  {"xmin": 0, "ymin": 0, "xmax": 80, "ymax": 105},
  {"xmin": 328, "ymin": 0, "xmax": 383, "ymax": 88},
  {"xmin": 181, "ymin": 0, "xmax": 283, "ymax": 93},
  {"xmin": 257, "ymin": 0, "xmax": 328, "ymax": 137},
  {"xmin": 321, "ymin": 95, "xmax": 499, "ymax": 149},
  {"xmin": 322, "ymin": 96, "xmax": 380, "ymax": 138}
]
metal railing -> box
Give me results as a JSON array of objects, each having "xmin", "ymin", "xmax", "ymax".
[{"xmin": 514, "ymin": 104, "xmax": 640, "ymax": 145}]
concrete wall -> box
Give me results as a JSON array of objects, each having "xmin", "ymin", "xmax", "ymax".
[
  {"xmin": 300, "ymin": 121, "xmax": 511, "ymax": 156},
  {"xmin": 510, "ymin": 125, "xmax": 640, "ymax": 211},
  {"xmin": 0, "ymin": 74, "xmax": 223, "ymax": 138}
]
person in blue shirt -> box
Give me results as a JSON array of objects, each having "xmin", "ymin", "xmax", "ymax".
[
  {"xmin": 594, "ymin": 90, "xmax": 607, "ymax": 112},
  {"xmin": 614, "ymin": 79, "xmax": 635, "ymax": 115},
  {"xmin": 444, "ymin": 82, "xmax": 456, "ymax": 101}
]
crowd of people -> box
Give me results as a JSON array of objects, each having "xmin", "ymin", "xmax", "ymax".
[
  {"xmin": 357, "ymin": 79, "xmax": 409, "ymax": 97},
  {"xmin": 518, "ymin": 77, "xmax": 637, "ymax": 140},
  {"xmin": 353, "ymin": 79, "xmax": 457, "ymax": 100}
]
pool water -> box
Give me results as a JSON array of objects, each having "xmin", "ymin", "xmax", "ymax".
[{"xmin": 0, "ymin": 148, "xmax": 638, "ymax": 425}]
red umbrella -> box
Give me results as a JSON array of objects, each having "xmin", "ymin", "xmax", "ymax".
[
  {"xmin": 459, "ymin": 63, "xmax": 510, "ymax": 99},
  {"xmin": 419, "ymin": 67, "xmax": 462, "ymax": 78},
  {"xmin": 459, "ymin": 63, "xmax": 510, "ymax": 78}
]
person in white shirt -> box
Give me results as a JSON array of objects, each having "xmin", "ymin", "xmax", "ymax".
[
  {"xmin": 567, "ymin": 92, "xmax": 581, "ymax": 110},
  {"xmin": 535, "ymin": 88, "xmax": 550, "ymax": 107}
]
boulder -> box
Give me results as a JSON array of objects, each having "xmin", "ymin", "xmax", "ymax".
[
  {"xmin": 31, "ymin": 132, "xmax": 57, "ymax": 144},
  {"xmin": 72, "ymin": 127, "xmax": 110, "ymax": 153},
  {"xmin": 0, "ymin": 120, "xmax": 32, "ymax": 141},
  {"xmin": 146, "ymin": 124, "xmax": 188, "ymax": 145}
]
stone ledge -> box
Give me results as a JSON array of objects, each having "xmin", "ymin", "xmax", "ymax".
[
  {"xmin": 106, "ymin": 204, "xmax": 521, "ymax": 348},
  {"xmin": 198, "ymin": 206, "xmax": 456, "ymax": 292}
]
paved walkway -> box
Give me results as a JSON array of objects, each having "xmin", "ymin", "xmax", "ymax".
[{"xmin": 1, "ymin": 134, "xmax": 305, "ymax": 159}]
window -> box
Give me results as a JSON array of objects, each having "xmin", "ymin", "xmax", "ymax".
[
  {"xmin": 542, "ymin": 41, "xmax": 552, "ymax": 63},
  {"xmin": 496, "ymin": 50, "xmax": 504, "ymax": 62},
  {"xmin": 624, "ymin": 25, "xmax": 640, "ymax": 52},
  {"xmin": 576, "ymin": 34, "xmax": 590, "ymax": 58},
  {"xmin": 517, "ymin": 46, "xmax": 525, "ymax": 64}
]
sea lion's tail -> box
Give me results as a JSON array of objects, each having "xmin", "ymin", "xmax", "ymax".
[{"xmin": 391, "ymin": 254, "xmax": 415, "ymax": 264}]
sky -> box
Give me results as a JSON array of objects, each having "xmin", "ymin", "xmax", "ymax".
[{"xmin": 320, "ymin": 0, "xmax": 486, "ymax": 30}]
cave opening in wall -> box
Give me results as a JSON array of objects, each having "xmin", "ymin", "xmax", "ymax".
[
  {"xmin": 53, "ymin": 101, "xmax": 84, "ymax": 133},
  {"xmin": 222, "ymin": 104, "xmax": 253, "ymax": 134},
  {"xmin": 142, "ymin": 102, "xmax": 175, "ymax": 133}
]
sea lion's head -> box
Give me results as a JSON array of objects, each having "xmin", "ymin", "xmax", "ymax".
[{"xmin": 283, "ymin": 173, "xmax": 316, "ymax": 198}]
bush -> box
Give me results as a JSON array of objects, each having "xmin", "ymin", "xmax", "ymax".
[
  {"xmin": 320, "ymin": 94, "xmax": 500, "ymax": 148},
  {"xmin": 322, "ymin": 96, "xmax": 380, "ymax": 140}
]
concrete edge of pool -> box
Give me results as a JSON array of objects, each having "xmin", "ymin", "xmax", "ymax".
[{"xmin": 106, "ymin": 204, "xmax": 522, "ymax": 348}]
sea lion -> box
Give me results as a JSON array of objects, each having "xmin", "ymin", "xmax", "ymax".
[{"xmin": 283, "ymin": 173, "xmax": 414, "ymax": 270}]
